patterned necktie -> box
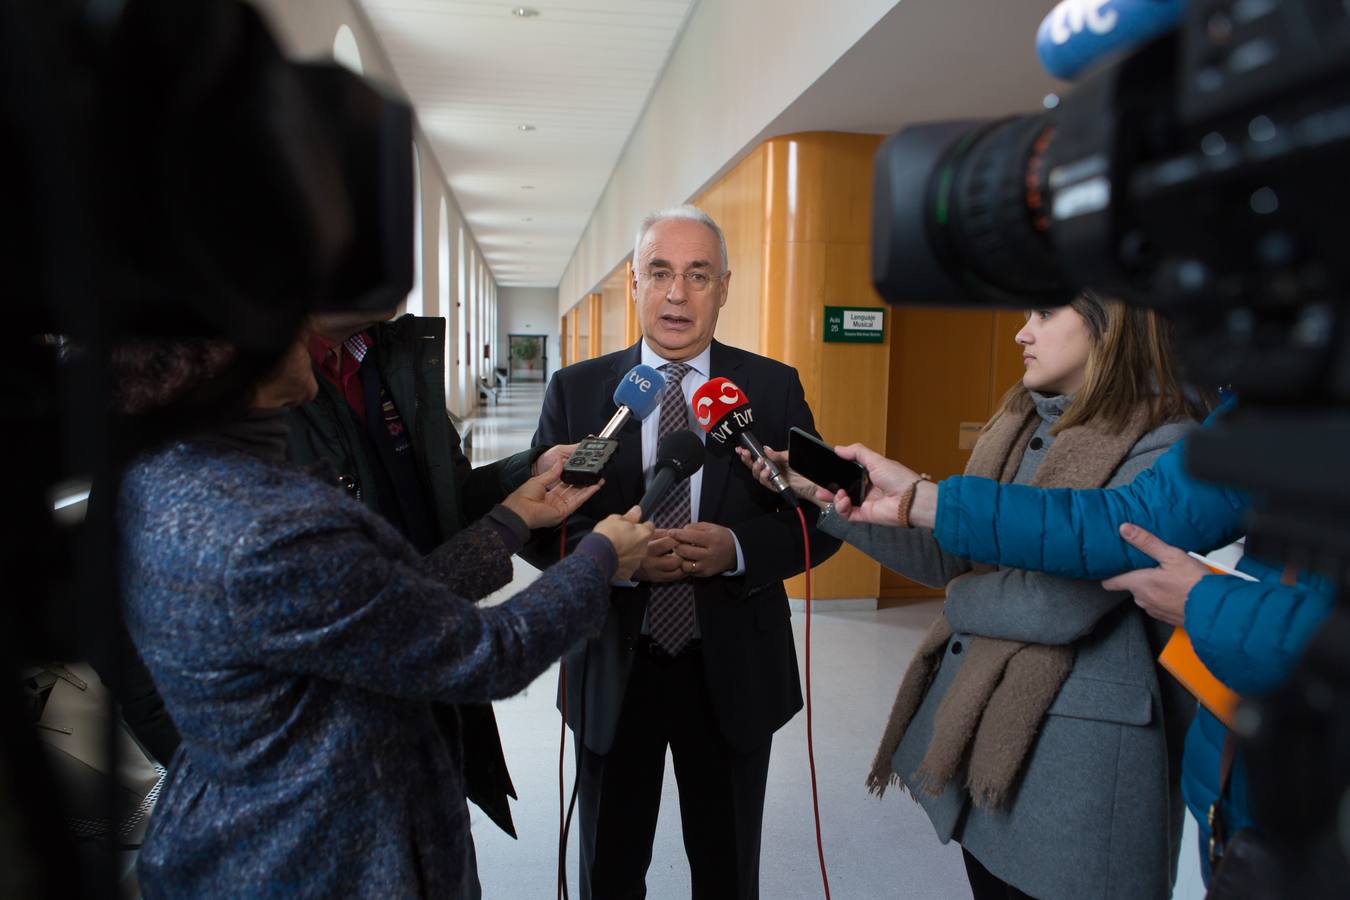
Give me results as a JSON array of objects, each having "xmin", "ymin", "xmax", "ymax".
[{"xmin": 646, "ymin": 362, "xmax": 697, "ymax": 655}]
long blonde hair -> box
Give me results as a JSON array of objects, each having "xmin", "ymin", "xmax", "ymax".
[{"xmin": 993, "ymin": 291, "xmax": 1212, "ymax": 434}]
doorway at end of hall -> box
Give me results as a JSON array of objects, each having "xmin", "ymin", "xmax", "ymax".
[{"xmin": 508, "ymin": 333, "xmax": 547, "ymax": 382}]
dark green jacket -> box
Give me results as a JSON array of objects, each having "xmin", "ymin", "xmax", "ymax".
[{"xmin": 286, "ymin": 313, "xmax": 538, "ymax": 837}]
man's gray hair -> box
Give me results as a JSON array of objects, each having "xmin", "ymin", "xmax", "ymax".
[{"xmin": 632, "ymin": 205, "xmax": 729, "ymax": 273}]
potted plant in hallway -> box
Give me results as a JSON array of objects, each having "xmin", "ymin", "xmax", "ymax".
[{"xmin": 511, "ymin": 339, "xmax": 541, "ymax": 378}]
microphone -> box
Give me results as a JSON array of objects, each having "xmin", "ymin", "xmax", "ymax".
[
  {"xmin": 690, "ymin": 377, "xmax": 798, "ymax": 508},
  {"xmin": 561, "ymin": 365, "xmax": 666, "ymax": 486},
  {"xmin": 1036, "ymin": 0, "xmax": 1182, "ymax": 81},
  {"xmin": 637, "ymin": 430, "xmax": 705, "ymax": 520},
  {"xmin": 600, "ymin": 364, "xmax": 666, "ymax": 438}
]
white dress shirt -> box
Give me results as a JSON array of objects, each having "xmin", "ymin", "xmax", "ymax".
[{"xmin": 636, "ymin": 340, "xmax": 746, "ymax": 578}]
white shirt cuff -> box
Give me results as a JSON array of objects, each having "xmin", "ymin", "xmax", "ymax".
[{"xmin": 724, "ymin": 531, "xmax": 746, "ymax": 577}]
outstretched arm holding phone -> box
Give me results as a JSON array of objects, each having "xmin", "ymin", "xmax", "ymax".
[
  {"xmin": 746, "ymin": 404, "xmax": 1251, "ymax": 582},
  {"xmin": 737, "ymin": 442, "xmax": 971, "ymax": 588}
]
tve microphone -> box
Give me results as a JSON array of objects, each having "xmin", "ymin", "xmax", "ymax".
[
  {"xmin": 1036, "ymin": 0, "xmax": 1182, "ymax": 81},
  {"xmin": 599, "ymin": 365, "xmax": 666, "ymax": 439},
  {"xmin": 690, "ymin": 377, "xmax": 798, "ymax": 508},
  {"xmin": 637, "ymin": 430, "xmax": 705, "ymax": 520},
  {"xmin": 562, "ymin": 365, "xmax": 666, "ymax": 486}
]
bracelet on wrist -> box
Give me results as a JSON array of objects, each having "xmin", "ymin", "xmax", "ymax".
[{"xmin": 896, "ymin": 474, "xmax": 932, "ymax": 528}]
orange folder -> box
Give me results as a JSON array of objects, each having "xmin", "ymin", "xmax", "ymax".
[
  {"xmin": 1159, "ymin": 629, "xmax": 1238, "ymax": 727},
  {"xmin": 1156, "ymin": 552, "xmax": 1255, "ymax": 728}
]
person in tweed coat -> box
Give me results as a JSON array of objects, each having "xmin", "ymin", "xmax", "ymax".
[{"xmin": 116, "ymin": 336, "xmax": 652, "ymax": 898}]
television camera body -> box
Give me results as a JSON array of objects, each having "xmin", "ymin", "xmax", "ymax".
[
  {"xmin": 870, "ymin": 0, "xmax": 1350, "ymax": 894},
  {"xmin": 2, "ymin": 1, "xmax": 416, "ymax": 895}
]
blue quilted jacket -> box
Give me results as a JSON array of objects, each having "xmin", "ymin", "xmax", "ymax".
[
  {"xmin": 120, "ymin": 441, "xmax": 613, "ymax": 898},
  {"xmin": 932, "ymin": 404, "xmax": 1334, "ymax": 861}
]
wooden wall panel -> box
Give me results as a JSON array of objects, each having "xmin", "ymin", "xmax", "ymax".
[
  {"xmin": 600, "ymin": 278, "xmax": 627, "ymax": 355},
  {"xmin": 569, "ymin": 306, "xmax": 582, "ymax": 364},
  {"xmin": 819, "ymin": 242, "xmax": 891, "ymax": 446},
  {"xmin": 587, "ymin": 293, "xmax": 603, "ymax": 359},
  {"xmin": 691, "ymin": 147, "xmax": 765, "ymax": 355},
  {"xmin": 990, "ymin": 311, "xmax": 1029, "ymax": 403},
  {"xmin": 879, "ymin": 308, "xmax": 997, "ymax": 602},
  {"xmin": 887, "ymin": 309, "xmax": 999, "ymax": 475},
  {"xmin": 758, "ymin": 133, "xmax": 888, "ymax": 602},
  {"xmin": 877, "ymin": 307, "xmax": 1031, "ymax": 603},
  {"xmin": 624, "ymin": 261, "xmax": 641, "ymax": 346},
  {"xmin": 560, "ymin": 314, "xmax": 569, "ymax": 369}
]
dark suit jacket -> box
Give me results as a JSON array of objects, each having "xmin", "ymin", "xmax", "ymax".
[
  {"xmin": 285, "ymin": 314, "xmax": 537, "ymax": 838},
  {"xmin": 523, "ymin": 340, "xmax": 842, "ymax": 755}
]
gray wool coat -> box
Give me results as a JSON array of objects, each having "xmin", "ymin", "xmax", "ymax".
[{"xmin": 821, "ymin": 395, "xmax": 1196, "ymax": 900}]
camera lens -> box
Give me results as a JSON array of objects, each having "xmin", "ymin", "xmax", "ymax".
[{"xmin": 872, "ymin": 115, "xmax": 1074, "ymax": 308}]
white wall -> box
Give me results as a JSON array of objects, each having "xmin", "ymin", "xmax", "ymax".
[
  {"xmin": 557, "ymin": 0, "xmax": 901, "ymax": 314},
  {"xmin": 498, "ymin": 287, "xmax": 560, "ymax": 378}
]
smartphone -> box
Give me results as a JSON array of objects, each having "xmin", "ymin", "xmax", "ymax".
[{"xmin": 788, "ymin": 427, "xmax": 869, "ymax": 506}]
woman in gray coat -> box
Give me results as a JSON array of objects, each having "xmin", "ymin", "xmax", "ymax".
[{"xmin": 745, "ymin": 294, "xmax": 1209, "ymax": 900}]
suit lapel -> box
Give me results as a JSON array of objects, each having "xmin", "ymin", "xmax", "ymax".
[
  {"xmin": 698, "ymin": 341, "xmax": 743, "ymax": 524},
  {"xmin": 604, "ymin": 343, "xmax": 646, "ymax": 513}
]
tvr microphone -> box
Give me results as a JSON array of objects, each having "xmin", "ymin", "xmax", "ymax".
[
  {"xmin": 690, "ymin": 377, "xmax": 798, "ymax": 508},
  {"xmin": 562, "ymin": 365, "xmax": 666, "ymax": 486},
  {"xmin": 636, "ymin": 430, "xmax": 705, "ymax": 520}
]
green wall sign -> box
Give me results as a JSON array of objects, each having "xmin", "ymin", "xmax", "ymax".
[{"xmin": 824, "ymin": 306, "xmax": 885, "ymax": 343}]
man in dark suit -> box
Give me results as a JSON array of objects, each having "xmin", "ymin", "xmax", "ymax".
[
  {"xmin": 286, "ymin": 309, "xmax": 575, "ymax": 892},
  {"xmin": 525, "ymin": 206, "xmax": 841, "ymax": 899}
]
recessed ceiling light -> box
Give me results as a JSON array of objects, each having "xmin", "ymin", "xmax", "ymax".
[
  {"xmin": 518, "ymin": 124, "xmax": 536, "ymax": 132},
  {"xmin": 522, "ymin": 217, "xmax": 533, "ymax": 222},
  {"xmin": 521, "ymin": 185, "xmax": 535, "ymax": 190},
  {"xmin": 511, "ymin": 7, "xmax": 539, "ymax": 18}
]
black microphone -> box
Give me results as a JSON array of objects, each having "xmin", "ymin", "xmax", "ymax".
[
  {"xmin": 637, "ymin": 430, "xmax": 705, "ymax": 520},
  {"xmin": 691, "ymin": 377, "xmax": 798, "ymax": 508}
]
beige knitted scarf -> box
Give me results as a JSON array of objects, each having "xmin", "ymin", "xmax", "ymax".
[{"xmin": 865, "ymin": 399, "xmax": 1153, "ymax": 809}]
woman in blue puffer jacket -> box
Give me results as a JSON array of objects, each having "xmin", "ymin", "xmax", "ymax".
[{"xmin": 812, "ymin": 402, "xmax": 1334, "ymax": 883}]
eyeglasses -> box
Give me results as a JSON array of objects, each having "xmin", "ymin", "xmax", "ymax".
[{"xmin": 640, "ymin": 269, "xmax": 723, "ymax": 293}]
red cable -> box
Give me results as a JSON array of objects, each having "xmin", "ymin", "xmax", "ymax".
[
  {"xmin": 797, "ymin": 506, "xmax": 831, "ymax": 900},
  {"xmin": 557, "ymin": 524, "xmax": 568, "ymax": 900},
  {"xmin": 557, "ymin": 665, "xmax": 566, "ymax": 900}
]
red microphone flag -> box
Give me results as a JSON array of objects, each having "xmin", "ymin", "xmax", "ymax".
[{"xmin": 690, "ymin": 377, "xmax": 753, "ymax": 446}]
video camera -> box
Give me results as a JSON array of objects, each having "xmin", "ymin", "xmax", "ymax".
[
  {"xmin": 869, "ymin": 1, "xmax": 1349, "ymax": 895},
  {"xmin": 2, "ymin": 1, "xmax": 416, "ymax": 894}
]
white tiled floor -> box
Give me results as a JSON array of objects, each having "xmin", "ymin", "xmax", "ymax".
[
  {"xmin": 467, "ymin": 382, "xmax": 1207, "ymax": 900},
  {"xmin": 465, "ymin": 381, "xmax": 549, "ymax": 469}
]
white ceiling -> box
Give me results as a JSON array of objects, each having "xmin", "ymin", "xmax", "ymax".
[
  {"xmin": 756, "ymin": 0, "xmax": 1061, "ymax": 141},
  {"xmin": 358, "ymin": 0, "xmax": 696, "ymax": 287}
]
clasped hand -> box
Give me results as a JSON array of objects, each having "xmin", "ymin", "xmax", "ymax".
[{"xmin": 635, "ymin": 522, "xmax": 737, "ymax": 582}]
